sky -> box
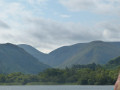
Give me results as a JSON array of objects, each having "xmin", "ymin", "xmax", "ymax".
[{"xmin": 0, "ymin": 0, "xmax": 120, "ymax": 53}]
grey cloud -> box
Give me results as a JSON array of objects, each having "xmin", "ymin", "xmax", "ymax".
[
  {"xmin": 103, "ymin": 24, "xmax": 120, "ymax": 32},
  {"xmin": 98, "ymin": 21, "xmax": 120, "ymax": 32},
  {"xmin": 23, "ymin": 18, "xmax": 104, "ymax": 52},
  {"xmin": 29, "ymin": 19, "xmax": 120, "ymax": 48},
  {"xmin": 0, "ymin": 20, "xmax": 10, "ymax": 29},
  {"xmin": 96, "ymin": 21, "xmax": 120, "ymax": 40},
  {"xmin": 1, "ymin": 17, "xmax": 119, "ymax": 53}
]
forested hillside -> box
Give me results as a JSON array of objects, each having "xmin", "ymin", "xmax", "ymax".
[
  {"xmin": 0, "ymin": 57, "xmax": 120, "ymax": 85},
  {"xmin": 19, "ymin": 41, "xmax": 120, "ymax": 68},
  {"xmin": 0, "ymin": 43, "xmax": 50, "ymax": 74}
]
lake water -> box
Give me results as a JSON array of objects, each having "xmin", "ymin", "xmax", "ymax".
[{"xmin": 0, "ymin": 85, "xmax": 114, "ymax": 90}]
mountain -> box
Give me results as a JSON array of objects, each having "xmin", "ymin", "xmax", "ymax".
[
  {"xmin": 60, "ymin": 41, "xmax": 120, "ymax": 67},
  {"xmin": 0, "ymin": 43, "xmax": 50, "ymax": 74},
  {"xmin": 49, "ymin": 43, "xmax": 87, "ymax": 67},
  {"xmin": 18, "ymin": 41, "xmax": 120, "ymax": 68},
  {"xmin": 49, "ymin": 41, "xmax": 120, "ymax": 68},
  {"xmin": 18, "ymin": 44, "xmax": 53, "ymax": 66},
  {"xmin": 105, "ymin": 56, "xmax": 120, "ymax": 69},
  {"xmin": 18, "ymin": 43, "xmax": 86, "ymax": 67}
]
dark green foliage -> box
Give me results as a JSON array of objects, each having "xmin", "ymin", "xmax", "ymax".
[
  {"xmin": 0, "ymin": 66, "xmax": 118, "ymax": 85},
  {"xmin": 106, "ymin": 56, "xmax": 120, "ymax": 68},
  {"xmin": 0, "ymin": 42, "xmax": 120, "ymax": 85},
  {"xmin": 0, "ymin": 56, "xmax": 120, "ymax": 85},
  {"xmin": 72, "ymin": 63, "xmax": 101, "ymax": 70}
]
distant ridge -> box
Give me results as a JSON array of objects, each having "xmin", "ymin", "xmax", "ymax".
[
  {"xmin": 0, "ymin": 43, "xmax": 50, "ymax": 74},
  {"xmin": 49, "ymin": 41, "xmax": 120, "ymax": 67},
  {"xmin": 18, "ymin": 41, "xmax": 120, "ymax": 68},
  {"xmin": 18, "ymin": 44, "xmax": 52, "ymax": 65},
  {"xmin": 60, "ymin": 41, "xmax": 120, "ymax": 67}
]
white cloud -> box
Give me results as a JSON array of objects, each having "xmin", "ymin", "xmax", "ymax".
[
  {"xmin": 60, "ymin": 14, "xmax": 71, "ymax": 18},
  {"xmin": 0, "ymin": 0, "xmax": 120, "ymax": 53},
  {"xmin": 103, "ymin": 29, "xmax": 120, "ymax": 41},
  {"xmin": 60, "ymin": 0, "xmax": 94, "ymax": 11},
  {"xmin": 27, "ymin": 0, "xmax": 48, "ymax": 4},
  {"xmin": 0, "ymin": 1, "xmax": 34, "ymax": 24},
  {"xmin": 59, "ymin": 0, "xmax": 120, "ymax": 15},
  {"xmin": 20, "ymin": 17, "xmax": 103, "ymax": 52},
  {"xmin": 0, "ymin": 15, "xmax": 120, "ymax": 53},
  {"xmin": 96, "ymin": 20, "xmax": 120, "ymax": 41},
  {"xmin": 22, "ymin": 18, "xmax": 119, "ymax": 52}
]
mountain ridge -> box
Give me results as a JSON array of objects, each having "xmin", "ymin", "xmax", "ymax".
[
  {"xmin": 0, "ymin": 43, "xmax": 50, "ymax": 74},
  {"xmin": 18, "ymin": 41, "xmax": 120, "ymax": 68}
]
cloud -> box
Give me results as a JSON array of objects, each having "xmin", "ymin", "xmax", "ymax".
[
  {"xmin": 0, "ymin": 16, "xmax": 119, "ymax": 53},
  {"xmin": 0, "ymin": 0, "xmax": 119, "ymax": 53},
  {"xmin": 0, "ymin": 20, "xmax": 10, "ymax": 29},
  {"xmin": 60, "ymin": 14, "xmax": 71, "ymax": 18},
  {"xmin": 21, "ymin": 17, "xmax": 103, "ymax": 52},
  {"xmin": 59, "ymin": 0, "xmax": 120, "ymax": 15},
  {"xmin": 0, "ymin": 0, "xmax": 46, "ymax": 21},
  {"xmin": 26, "ymin": 0, "xmax": 48, "ymax": 4},
  {"xmin": 60, "ymin": 0, "xmax": 94, "ymax": 11},
  {"xmin": 90, "ymin": 19, "xmax": 120, "ymax": 41}
]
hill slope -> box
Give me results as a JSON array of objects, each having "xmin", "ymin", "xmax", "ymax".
[
  {"xmin": 18, "ymin": 41, "xmax": 120, "ymax": 68},
  {"xmin": 60, "ymin": 41, "xmax": 120, "ymax": 67},
  {"xmin": 49, "ymin": 43, "xmax": 86, "ymax": 67},
  {"xmin": 105, "ymin": 56, "xmax": 120, "ymax": 69},
  {"xmin": 0, "ymin": 43, "xmax": 50, "ymax": 74},
  {"xmin": 18, "ymin": 44, "xmax": 51, "ymax": 65},
  {"xmin": 48, "ymin": 41, "xmax": 120, "ymax": 68}
]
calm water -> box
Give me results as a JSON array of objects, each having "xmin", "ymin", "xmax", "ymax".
[{"xmin": 0, "ymin": 85, "xmax": 114, "ymax": 90}]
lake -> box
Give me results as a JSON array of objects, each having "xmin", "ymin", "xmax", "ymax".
[{"xmin": 0, "ymin": 85, "xmax": 114, "ymax": 90}]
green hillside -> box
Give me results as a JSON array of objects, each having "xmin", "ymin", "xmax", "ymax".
[
  {"xmin": 0, "ymin": 43, "xmax": 50, "ymax": 74},
  {"xmin": 61, "ymin": 41, "xmax": 120, "ymax": 67},
  {"xmin": 49, "ymin": 43, "xmax": 86, "ymax": 67},
  {"xmin": 18, "ymin": 41, "xmax": 120, "ymax": 68},
  {"xmin": 0, "ymin": 55, "xmax": 120, "ymax": 85},
  {"xmin": 19, "ymin": 43, "xmax": 86, "ymax": 67},
  {"xmin": 105, "ymin": 56, "xmax": 120, "ymax": 69},
  {"xmin": 18, "ymin": 44, "xmax": 52, "ymax": 65}
]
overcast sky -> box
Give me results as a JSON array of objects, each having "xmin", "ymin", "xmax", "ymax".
[{"xmin": 0, "ymin": 0, "xmax": 120, "ymax": 53}]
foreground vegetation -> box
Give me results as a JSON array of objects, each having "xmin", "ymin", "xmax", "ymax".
[{"xmin": 0, "ymin": 63, "xmax": 119, "ymax": 85}]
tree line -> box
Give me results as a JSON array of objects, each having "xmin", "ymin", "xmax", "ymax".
[{"xmin": 0, "ymin": 63, "xmax": 119, "ymax": 85}]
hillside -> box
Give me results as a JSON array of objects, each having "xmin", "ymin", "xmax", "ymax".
[
  {"xmin": 49, "ymin": 43, "xmax": 86, "ymax": 67},
  {"xmin": 18, "ymin": 41, "xmax": 120, "ymax": 68},
  {"xmin": 60, "ymin": 41, "xmax": 120, "ymax": 67},
  {"xmin": 105, "ymin": 56, "xmax": 120, "ymax": 69},
  {"xmin": 18, "ymin": 43, "xmax": 87, "ymax": 67},
  {"xmin": 0, "ymin": 43, "xmax": 50, "ymax": 74},
  {"xmin": 18, "ymin": 44, "xmax": 51, "ymax": 65}
]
